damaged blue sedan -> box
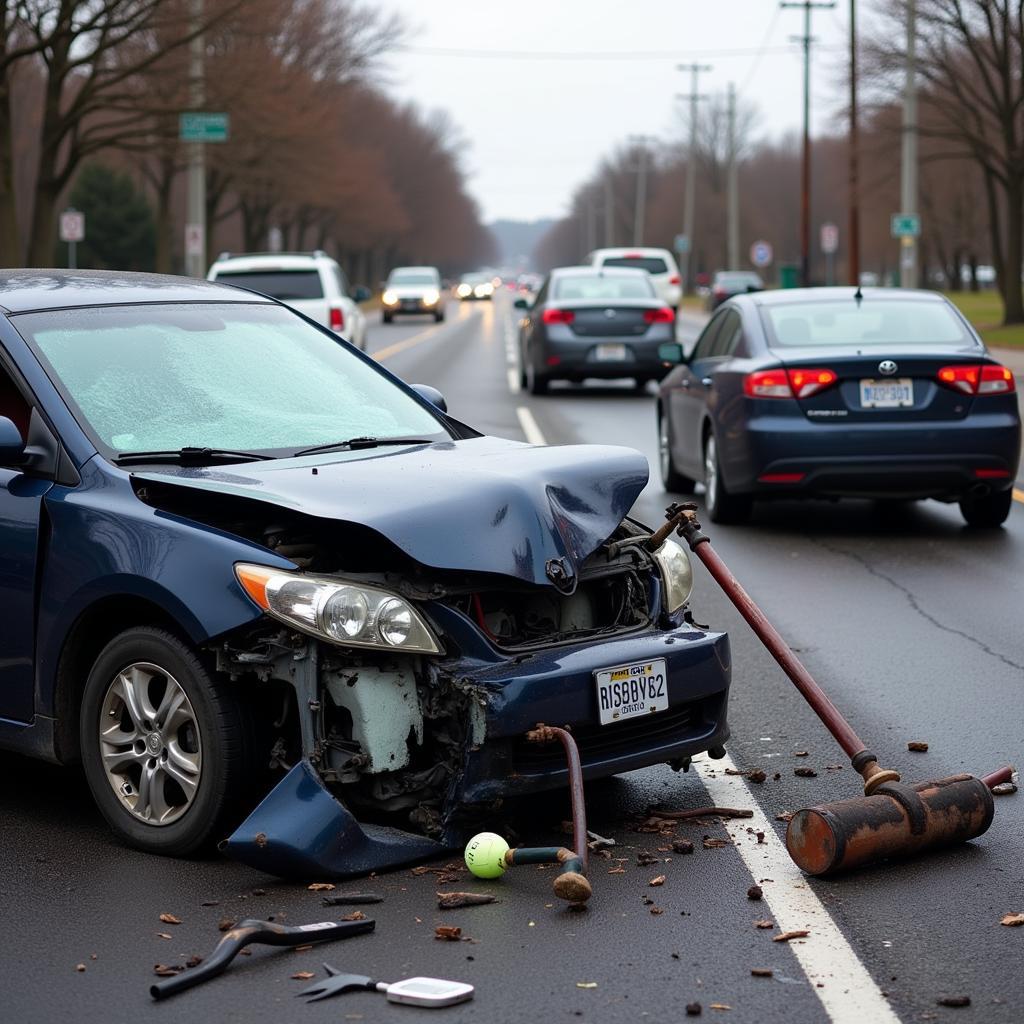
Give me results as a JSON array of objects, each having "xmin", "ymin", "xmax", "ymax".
[{"xmin": 0, "ymin": 271, "xmax": 731, "ymax": 877}]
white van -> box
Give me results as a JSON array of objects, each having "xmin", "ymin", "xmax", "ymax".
[{"xmin": 586, "ymin": 247, "xmax": 682, "ymax": 310}]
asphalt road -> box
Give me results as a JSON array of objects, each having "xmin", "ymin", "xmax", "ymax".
[{"xmin": 2, "ymin": 292, "xmax": 1022, "ymax": 1023}]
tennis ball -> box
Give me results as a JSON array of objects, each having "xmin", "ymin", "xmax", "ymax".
[{"xmin": 464, "ymin": 831, "xmax": 509, "ymax": 879}]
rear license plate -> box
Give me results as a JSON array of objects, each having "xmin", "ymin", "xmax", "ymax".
[
  {"xmin": 859, "ymin": 378, "xmax": 913, "ymax": 408},
  {"xmin": 594, "ymin": 659, "xmax": 668, "ymax": 726},
  {"xmin": 594, "ymin": 343, "xmax": 628, "ymax": 361}
]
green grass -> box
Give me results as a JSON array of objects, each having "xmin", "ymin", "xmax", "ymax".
[{"xmin": 945, "ymin": 291, "xmax": 1024, "ymax": 348}]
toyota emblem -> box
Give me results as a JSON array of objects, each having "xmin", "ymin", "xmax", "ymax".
[
  {"xmin": 878, "ymin": 359, "xmax": 898, "ymax": 376},
  {"xmin": 604, "ymin": 308, "xmax": 617, "ymax": 319}
]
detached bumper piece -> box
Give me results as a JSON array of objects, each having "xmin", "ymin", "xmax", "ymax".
[{"xmin": 222, "ymin": 760, "xmax": 444, "ymax": 878}]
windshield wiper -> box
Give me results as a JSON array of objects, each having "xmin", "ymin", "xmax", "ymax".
[
  {"xmin": 292, "ymin": 436, "xmax": 434, "ymax": 458},
  {"xmin": 113, "ymin": 446, "xmax": 276, "ymax": 466}
]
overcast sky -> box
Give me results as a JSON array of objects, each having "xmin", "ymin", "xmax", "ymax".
[{"xmin": 377, "ymin": 0, "xmax": 863, "ymax": 224}]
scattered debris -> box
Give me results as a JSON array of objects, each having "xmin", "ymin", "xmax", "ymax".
[
  {"xmin": 576, "ymin": 982, "xmax": 598, "ymax": 989},
  {"xmin": 153, "ymin": 964, "xmax": 186, "ymax": 977},
  {"xmin": 185, "ymin": 955, "xmax": 203, "ymax": 969},
  {"xmin": 649, "ymin": 875, "xmax": 667, "ymax": 887},
  {"xmin": 254, "ymin": 832, "xmax": 268, "ymax": 848},
  {"xmin": 775, "ymin": 811, "xmax": 794, "ymax": 823},
  {"xmin": 655, "ymin": 806, "xmax": 753, "ymax": 821},
  {"xmin": 751, "ymin": 968, "xmax": 773, "ymax": 978},
  {"xmin": 794, "ymin": 751, "xmax": 809, "ymax": 757},
  {"xmin": 218, "ymin": 919, "xmax": 236, "ymax": 932},
  {"xmin": 1000, "ymin": 913, "xmax": 1024, "ymax": 927},
  {"xmin": 703, "ymin": 838, "xmax": 730, "ymax": 849},
  {"xmin": 434, "ymin": 926, "xmax": 462, "ymax": 941},
  {"xmin": 650, "ymin": 907, "xmax": 664, "ymax": 916},
  {"xmin": 773, "ymin": 930, "xmax": 810, "ymax": 943},
  {"xmin": 709, "ymin": 1004, "xmax": 732, "ymax": 1011},
  {"xmin": 436, "ymin": 892, "xmax": 498, "ymax": 909},
  {"xmin": 586, "ymin": 830, "xmax": 615, "ymax": 850},
  {"xmin": 756, "ymin": 832, "xmax": 766, "ymax": 844},
  {"xmin": 671, "ymin": 839, "xmax": 695, "ymax": 855},
  {"xmin": 773, "ymin": 772, "xmax": 781, "ymax": 781},
  {"xmin": 322, "ymin": 893, "xmax": 385, "ymax": 906},
  {"xmin": 307, "ymin": 883, "xmax": 335, "ymax": 892},
  {"xmin": 608, "ymin": 867, "xmax": 626, "ymax": 874},
  {"xmin": 685, "ymin": 1002, "xmax": 702, "ymax": 1016},
  {"xmin": 251, "ymin": 889, "xmax": 265, "ymax": 897},
  {"xmin": 724, "ymin": 768, "xmax": 747, "ymax": 775},
  {"xmin": 748, "ymin": 770, "xmax": 767, "ymax": 784},
  {"xmin": 637, "ymin": 851, "xmax": 660, "ymax": 867},
  {"xmin": 156, "ymin": 932, "xmax": 172, "ymax": 940},
  {"xmin": 340, "ymin": 911, "xmax": 367, "ymax": 922},
  {"xmin": 794, "ymin": 768, "xmax": 818, "ymax": 778},
  {"xmin": 907, "ymin": 741, "xmax": 929, "ymax": 752},
  {"xmin": 201, "ymin": 900, "xmax": 220, "ymax": 907},
  {"xmin": 936, "ymin": 995, "xmax": 970, "ymax": 1008},
  {"xmin": 825, "ymin": 764, "xmax": 844, "ymax": 770},
  {"xmin": 158, "ymin": 913, "xmax": 182, "ymax": 925},
  {"xmin": 75, "ymin": 964, "xmax": 86, "ymax": 973},
  {"xmin": 992, "ymin": 782, "xmax": 1018, "ymax": 796},
  {"xmin": 753, "ymin": 920, "xmax": 774, "ymax": 929},
  {"xmin": 747, "ymin": 885, "xmax": 763, "ymax": 901},
  {"xmin": 294, "ymin": 945, "xmax": 314, "ymax": 953},
  {"xmin": 292, "ymin": 972, "xmax": 316, "ymax": 981}
]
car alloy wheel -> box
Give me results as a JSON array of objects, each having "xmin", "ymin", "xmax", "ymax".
[
  {"xmin": 658, "ymin": 410, "xmax": 695, "ymax": 493},
  {"xmin": 526, "ymin": 355, "xmax": 549, "ymax": 395},
  {"xmin": 703, "ymin": 430, "xmax": 751, "ymax": 524},
  {"xmin": 98, "ymin": 661, "xmax": 202, "ymax": 826}
]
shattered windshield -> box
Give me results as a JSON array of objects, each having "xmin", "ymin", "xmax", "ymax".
[{"xmin": 17, "ymin": 303, "xmax": 447, "ymax": 457}]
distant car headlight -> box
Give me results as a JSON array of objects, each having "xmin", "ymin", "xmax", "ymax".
[
  {"xmin": 652, "ymin": 539, "xmax": 693, "ymax": 614},
  {"xmin": 423, "ymin": 288, "xmax": 440, "ymax": 305},
  {"xmin": 457, "ymin": 283, "xmax": 472, "ymax": 297},
  {"xmin": 475, "ymin": 284, "xmax": 493, "ymax": 297},
  {"xmin": 382, "ymin": 289, "xmax": 399, "ymax": 305},
  {"xmin": 235, "ymin": 564, "xmax": 441, "ymax": 654}
]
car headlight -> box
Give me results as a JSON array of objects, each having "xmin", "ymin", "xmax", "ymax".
[
  {"xmin": 382, "ymin": 289, "xmax": 398, "ymax": 305},
  {"xmin": 457, "ymin": 284, "xmax": 471, "ymax": 297},
  {"xmin": 652, "ymin": 539, "xmax": 693, "ymax": 614},
  {"xmin": 235, "ymin": 564, "xmax": 441, "ymax": 654},
  {"xmin": 423, "ymin": 288, "xmax": 440, "ymax": 305}
]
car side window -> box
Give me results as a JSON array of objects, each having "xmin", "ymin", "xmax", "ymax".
[
  {"xmin": 0, "ymin": 360, "xmax": 32, "ymax": 440},
  {"xmin": 710, "ymin": 311, "xmax": 742, "ymax": 358},
  {"xmin": 533, "ymin": 278, "xmax": 550, "ymax": 306},
  {"xmin": 691, "ymin": 312, "xmax": 726, "ymax": 361}
]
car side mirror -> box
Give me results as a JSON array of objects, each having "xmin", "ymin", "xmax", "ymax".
[
  {"xmin": 0, "ymin": 416, "xmax": 25, "ymax": 465},
  {"xmin": 352, "ymin": 285, "xmax": 371, "ymax": 302},
  {"xmin": 513, "ymin": 297, "xmax": 528, "ymax": 309},
  {"xmin": 411, "ymin": 384, "xmax": 447, "ymax": 413},
  {"xmin": 658, "ymin": 342, "xmax": 685, "ymax": 364}
]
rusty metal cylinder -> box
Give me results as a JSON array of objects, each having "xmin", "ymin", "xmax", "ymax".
[{"xmin": 786, "ymin": 774, "xmax": 995, "ymax": 876}]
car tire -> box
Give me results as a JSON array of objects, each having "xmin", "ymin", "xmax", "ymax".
[
  {"xmin": 525, "ymin": 358, "xmax": 549, "ymax": 395},
  {"xmin": 703, "ymin": 430, "xmax": 751, "ymax": 524},
  {"xmin": 434, "ymin": 311, "xmax": 445, "ymax": 323},
  {"xmin": 959, "ymin": 488, "xmax": 1012, "ymax": 527},
  {"xmin": 382, "ymin": 312, "xmax": 393, "ymax": 324},
  {"xmin": 79, "ymin": 627, "xmax": 259, "ymax": 857},
  {"xmin": 658, "ymin": 408, "xmax": 696, "ymax": 493}
]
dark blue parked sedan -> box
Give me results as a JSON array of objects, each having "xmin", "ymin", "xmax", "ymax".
[
  {"xmin": 657, "ymin": 288, "xmax": 1021, "ymax": 526},
  {"xmin": 0, "ymin": 271, "xmax": 730, "ymax": 876}
]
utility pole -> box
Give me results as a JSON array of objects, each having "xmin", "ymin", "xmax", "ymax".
[
  {"xmin": 900, "ymin": 0, "xmax": 918, "ymax": 288},
  {"xmin": 677, "ymin": 62, "xmax": 712, "ymax": 293},
  {"xmin": 782, "ymin": 0, "xmax": 836, "ymax": 287},
  {"xmin": 185, "ymin": 0, "xmax": 206, "ymax": 279},
  {"xmin": 604, "ymin": 173, "xmax": 615, "ymax": 247},
  {"xmin": 586, "ymin": 189, "xmax": 598, "ymax": 254},
  {"xmin": 726, "ymin": 83, "xmax": 739, "ymax": 269},
  {"xmin": 629, "ymin": 135, "xmax": 654, "ymax": 247},
  {"xmin": 848, "ymin": 0, "xmax": 860, "ymax": 285}
]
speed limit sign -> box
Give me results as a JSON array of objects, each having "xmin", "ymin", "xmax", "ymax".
[{"xmin": 59, "ymin": 209, "xmax": 85, "ymax": 243}]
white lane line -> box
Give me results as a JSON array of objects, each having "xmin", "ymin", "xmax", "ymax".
[
  {"xmin": 372, "ymin": 309, "xmax": 466, "ymax": 362},
  {"xmin": 516, "ymin": 406, "xmax": 547, "ymax": 446},
  {"xmin": 504, "ymin": 307, "xmax": 522, "ymax": 393},
  {"xmin": 695, "ymin": 754, "xmax": 899, "ymax": 1024},
  {"xmin": 507, "ymin": 367, "xmax": 520, "ymax": 393}
]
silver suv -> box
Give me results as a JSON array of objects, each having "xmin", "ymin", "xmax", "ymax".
[
  {"xmin": 207, "ymin": 251, "xmax": 368, "ymax": 349},
  {"xmin": 382, "ymin": 266, "xmax": 444, "ymax": 324}
]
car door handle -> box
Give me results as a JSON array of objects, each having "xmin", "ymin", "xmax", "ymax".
[
  {"xmin": 701, "ymin": 377, "xmax": 713, "ymax": 388},
  {"xmin": 680, "ymin": 378, "xmax": 691, "ymax": 389}
]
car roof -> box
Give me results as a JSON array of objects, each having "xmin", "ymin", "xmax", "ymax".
[
  {"xmin": 389, "ymin": 266, "xmax": 440, "ymax": 274},
  {"xmin": 551, "ymin": 265, "xmax": 650, "ymax": 277},
  {"xmin": 740, "ymin": 286, "xmax": 950, "ymax": 309},
  {"xmin": 209, "ymin": 252, "xmax": 335, "ymax": 271},
  {"xmin": 0, "ymin": 269, "xmax": 270, "ymax": 314},
  {"xmin": 589, "ymin": 247, "xmax": 674, "ymax": 259}
]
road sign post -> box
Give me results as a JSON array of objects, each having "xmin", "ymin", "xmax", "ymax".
[
  {"xmin": 890, "ymin": 213, "xmax": 920, "ymax": 238},
  {"xmin": 674, "ymin": 234, "xmax": 690, "ymax": 255},
  {"xmin": 750, "ymin": 240, "xmax": 773, "ymax": 269},
  {"xmin": 59, "ymin": 208, "xmax": 85, "ymax": 270},
  {"xmin": 178, "ymin": 112, "xmax": 230, "ymax": 143}
]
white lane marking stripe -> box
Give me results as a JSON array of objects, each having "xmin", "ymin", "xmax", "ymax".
[
  {"xmin": 695, "ymin": 754, "xmax": 900, "ymax": 1024},
  {"xmin": 507, "ymin": 367, "xmax": 520, "ymax": 393},
  {"xmin": 516, "ymin": 406, "xmax": 547, "ymax": 446}
]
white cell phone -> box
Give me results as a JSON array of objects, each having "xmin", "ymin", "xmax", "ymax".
[{"xmin": 380, "ymin": 976, "xmax": 475, "ymax": 1007}]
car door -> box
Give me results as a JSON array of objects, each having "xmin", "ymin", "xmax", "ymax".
[
  {"xmin": 520, "ymin": 276, "xmax": 549, "ymax": 370},
  {"xmin": 0, "ymin": 362, "xmax": 52, "ymax": 722},
  {"xmin": 668, "ymin": 311, "xmax": 728, "ymax": 477}
]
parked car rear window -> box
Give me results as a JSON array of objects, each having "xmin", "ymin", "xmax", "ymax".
[
  {"xmin": 388, "ymin": 271, "xmax": 439, "ymax": 286},
  {"xmin": 716, "ymin": 272, "xmax": 762, "ymax": 290},
  {"xmin": 18, "ymin": 303, "xmax": 446, "ymax": 456},
  {"xmin": 212, "ymin": 269, "xmax": 324, "ymax": 300},
  {"xmin": 601, "ymin": 256, "xmax": 668, "ymax": 275},
  {"xmin": 554, "ymin": 275, "xmax": 655, "ymax": 300},
  {"xmin": 763, "ymin": 300, "xmax": 969, "ymax": 347}
]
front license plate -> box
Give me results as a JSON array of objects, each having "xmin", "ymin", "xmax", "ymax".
[
  {"xmin": 595, "ymin": 343, "xmax": 628, "ymax": 361},
  {"xmin": 594, "ymin": 659, "xmax": 668, "ymax": 726},
  {"xmin": 859, "ymin": 378, "xmax": 913, "ymax": 408}
]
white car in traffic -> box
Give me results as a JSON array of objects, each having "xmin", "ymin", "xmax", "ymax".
[
  {"xmin": 586, "ymin": 247, "xmax": 683, "ymax": 311},
  {"xmin": 207, "ymin": 251, "xmax": 368, "ymax": 350}
]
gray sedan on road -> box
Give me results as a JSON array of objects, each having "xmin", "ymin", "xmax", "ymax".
[{"xmin": 515, "ymin": 266, "xmax": 677, "ymax": 393}]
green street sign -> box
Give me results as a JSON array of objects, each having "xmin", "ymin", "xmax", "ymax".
[
  {"xmin": 179, "ymin": 112, "xmax": 229, "ymax": 143},
  {"xmin": 890, "ymin": 213, "xmax": 920, "ymax": 238}
]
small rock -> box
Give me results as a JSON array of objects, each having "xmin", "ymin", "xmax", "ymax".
[
  {"xmin": 649, "ymin": 875, "xmax": 666, "ymax": 887},
  {"xmin": 794, "ymin": 751, "xmax": 809, "ymax": 757},
  {"xmin": 307, "ymin": 883, "xmax": 335, "ymax": 892},
  {"xmin": 794, "ymin": 767, "xmax": 818, "ymax": 778},
  {"xmin": 936, "ymin": 995, "xmax": 970, "ymax": 1008},
  {"xmin": 637, "ymin": 851, "xmax": 659, "ymax": 867},
  {"xmin": 753, "ymin": 919, "xmax": 774, "ymax": 929},
  {"xmin": 158, "ymin": 913, "xmax": 182, "ymax": 925},
  {"xmin": 773, "ymin": 773, "xmax": 781, "ymax": 781},
  {"xmin": 756, "ymin": 831, "xmax": 765, "ymax": 844},
  {"xmin": 291, "ymin": 972, "xmax": 316, "ymax": 981},
  {"xmin": 75, "ymin": 964, "xmax": 86, "ymax": 973},
  {"xmin": 434, "ymin": 925, "xmax": 462, "ymax": 941},
  {"xmin": 748, "ymin": 770, "xmax": 766, "ymax": 784},
  {"xmin": 747, "ymin": 885, "xmax": 763, "ymax": 901},
  {"xmin": 907, "ymin": 741, "xmax": 929, "ymax": 752},
  {"xmin": 992, "ymin": 782, "xmax": 1017, "ymax": 796},
  {"xmin": 218, "ymin": 918, "xmax": 236, "ymax": 931},
  {"xmin": 671, "ymin": 839, "xmax": 695, "ymax": 855},
  {"xmin": 775, "ymin": 811, "xmax": 794, "ymax": 822},
  {"xmin": 1000, "ymin": 913, "xmax": 1024, "ymax": 927},
  {"xmin": 751, "ymin": 968, "xmax": 773, "ymax": 978},
  {"xmin": 650, "ymin": 906, "xmax": 664, "ymax": 915},
  {"xmin": 685, "ymin": 1002, "xmax": 702, "ymax": 1016}
]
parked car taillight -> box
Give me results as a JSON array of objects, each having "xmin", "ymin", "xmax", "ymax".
[
  {"xmin": 542, "ymin": 308, "xmax": 575, "ymax": 325},
  {"xmin": 329, "ymin": 306, "xmax": 344, "ymax": 332},
  {"xmin": 937, "ymin": 363, "xmax": 1015, "ymax": 395},
  {"xmin": 643, "ymin": 307, "xmax": 675, "ymax": 324},
  {"xmin": 743, "ymin": 367, "xmax": 837, "ymax": 399},
  {"xmin": 668, "ymin": 274, "xmax": 681, "ymax": 285}
]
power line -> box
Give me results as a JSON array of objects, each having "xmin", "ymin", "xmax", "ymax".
[
  {"xmin": 395, "ymin": 44, "xmax": 843, "ymax": 62},
  {"xmin": 740, "ymin": 7, "xmax": 784, "ymax": 93}
]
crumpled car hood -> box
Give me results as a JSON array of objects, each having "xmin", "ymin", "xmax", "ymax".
[{"xmin": 134, "ymin": 436, "xmax": 648, "ymax": 587}]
